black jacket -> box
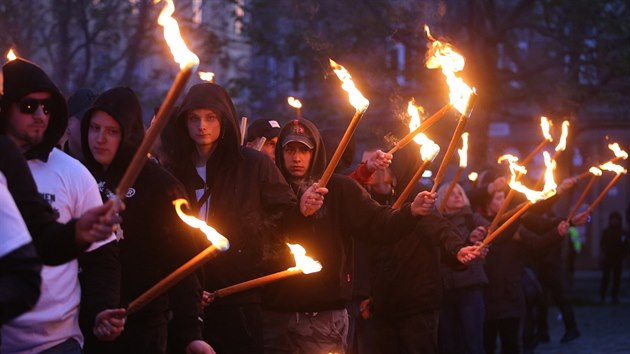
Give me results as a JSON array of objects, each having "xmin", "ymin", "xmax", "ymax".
[
  {"xmin": 168, "ymin": 83, "xmax": 297, "ymax": 304},
  {"xmin": 80, "ymin": 87, "xmax": 203, "ymax": 351},
  {"xmin": 264, "ymin": 119, "xmax": 419, "ymax": 312}
]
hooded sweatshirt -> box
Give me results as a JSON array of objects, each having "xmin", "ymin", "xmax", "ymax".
[
  {"xmin": 80, "ymin": 87, "xmax": 203, "ymax": 351},
  {"xmin": 169, "ymin": 83, "xmax": 297, "ymax": 304},
  {"xmin": 263, "ymin": 119, "xmax": 420, "ymax": 312}
]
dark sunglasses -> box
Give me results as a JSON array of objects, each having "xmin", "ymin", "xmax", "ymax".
[{"xmin": 18, "ymin": 98, "xmax": 55, "ymax": 115}]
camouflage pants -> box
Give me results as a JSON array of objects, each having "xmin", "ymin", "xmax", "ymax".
[{"xmin": 262, "ymin": 309, "xmax": 349, "ymax": 354}]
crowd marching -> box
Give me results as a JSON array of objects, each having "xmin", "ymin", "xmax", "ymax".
[{"xmin": 0, "ymin": 49, "xmax": 626, "ymax": 354}]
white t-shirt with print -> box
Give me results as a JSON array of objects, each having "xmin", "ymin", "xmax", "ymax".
[
  {"xmin": 1, "ymin": 148, "xmax": 115, "ymax": 353},
  {"xmin": 0, "ymin": 172, "xmax": 32, "ymax": 258}
]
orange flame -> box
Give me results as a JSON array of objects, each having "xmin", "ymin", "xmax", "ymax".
[
  {"xmin": 287, "ymin": 96, "xmax": 303, "ymax": 109},
  {"xmin": 589, "ymin": 167, "xmax": 602, "ymax": 176},
  {"xmin": 554, "ymin": 121, "xmax": 570, "ymax": 152},
  {"xmin": 540, "ymin": 117, "xmax": 553, "ymax": 142},
  {"xmin": 600, "ymin": 162, "xmax": 627, "ymax": 175},
  {"xmin": 458, "ymin": 132, "xmax": 469, "ymax": 168},
  {"xmin": 468, "ymin": 172, "xmax": 478, "ymax": 182},
  {"xmin": 7, "ymin": 49, "xmax": 17, "ymax": 61},
  {"xmin": 155, "ymin": 0, "xmax": 200, "ymax": 70},
  {"xmin": 608, "ymin": 143, "xmax": 628, "ymax": 160},
  {"xmin": 500, "ymin": 152, "xmax": 557, "ymax": 203},
  {"xmin": 198, "ymin": 71, "xmax": 215, "ymax": 82},
  {"xmin": 424, "ymin": 25, "xmax": 474, "ymax": 114},
  {"xmin": 407, "ymin": 99, "xmax": 426, "ymax": 144},
  {"xmin": 418, "ymin": 134, "xmax": 440, "ymax": 162},
  {"xmin": 286, "ymin": 243, "xmax": 322, "ymax": 274},
  {"xmin": 329, "ymin": 59, "xmax": 369, "ymax": 112},
  {"xmin": 173, "ymin": 199, "xmax": 229, "ymax": 251}
]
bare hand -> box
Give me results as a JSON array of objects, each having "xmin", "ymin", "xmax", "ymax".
[
  {"xmin": 456, "ymin": 245, "xmax": 485, "ymax": 265},
  {"xmin": 359, "ymin": 298, "xmax": 372, "ymax": 320},
  {"xmin": 469, "ymin": 226, "xmax": 487, "ymax": 244},
  {"xmin": 557, "ymin": 220, "xmax": 570, "ymax": 236},
  {"xmin": 75, "ymin": 199, "xmax": 123, "ymax": 247},
  {"xmin": 366, "ymin": 150, "xmax": 393, "ymax": 172},
  {"xmin": 410, "ymin": 191, "xmax": 436, "ymax": 216},
  {"xmin": 186, "ymin": 340, "xmax": 216, "ymax": 354},
  {"xmin": 487, "ymin": 177, "xmax": 507, "ymax": 195},
  {"xmin": 557, "ymin": 177, "xmax": 578, "ymax": 194},
  {"xmin": 571, "ymin": 211, "xmax": 589, "ymax": 226},
  {"xmin": 93, "ymin": 308, "xmax": 126, "ymax": 341},
  {"xmin": 300, "ymin": 183, "xmax": 328, "ymax": 217},
  {"xmin": 201, "ymin": 291, "xmax": 214, "ymax": 309}
]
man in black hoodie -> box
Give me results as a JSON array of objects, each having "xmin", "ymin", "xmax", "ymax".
[
  {"xmin": 167, "ymin": 83, "xmax": 297, "ymax": 354},
  {"xmin": 79, "ymin": 87, "xmax": 213, "ymax": 354},
  {"xmin": 0, "ymin": 58, "xmax": 119, "ymax": 353},
  {"xmin": 263, "ymin": 119, "xmax": 482, "ymax": 354}
]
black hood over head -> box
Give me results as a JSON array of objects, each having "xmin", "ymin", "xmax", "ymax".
[
  {"xmin": 0, "ymin": 59, "xmax": 68, "ymax": 161},
  {"xmin": 275, "ymin": 118, "xmax": 326, "ymax": 189},
  {"xmin": 172, "ymin": 83, "xmax": 242, "ymax": 189},
  {"xmin": 81, "ymin": 87, "xmax": 145, "ymax": 189}
]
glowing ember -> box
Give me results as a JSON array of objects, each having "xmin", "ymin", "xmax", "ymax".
[
  {"xmin": 608, "ymin": 143, "xmax": 628, "ymax": 160},
  {"xmin": 589, "ymin": 167, "xmax": 603, "ymax": 176},
  {"xmin": 600, "ymin": 162, "xmax": 627, "ymax": 175},
  {"xmin": 458, "ymin": 132, "xmax": 469, "ymax": 168},
  {"xmin": 468, "ymin": 172, "xmax": 478, "ymax": 182},
  {"xmin": 173, "ymin": 199, "xmax": 229, "ymax": 251},
  {"xmin": 198, "ymin": 71, "xmax": 215, "ymax": 82},
  {"xmin": 540, "ymin": 117, "xmax": 553, "ymax": 142},
  {"xmin": 287, "ymin": 96, "xmax": 303, "ymax": 109},
  {"xmin": 555, "ymin": 121, "xmax": 570, "ymax": 152},
  {"xmin": 329, "ymin": 59, "xmax": 369, "ymax": 112},
  {"xmin": 7, "ymin": 49, "xmax": 17, "ymax": 61},
  {"xmin": 424, "ymin": 25, "xmax": 474, "ymax": 114},
  {"xmin": 286, "ymin": 243, "xmax": 322, "ymax": 274},
  {"xmin": 155, "ymin": 0, "xmax": 200, "ymax": 69},
  {"xmin": 501, "ymin": 152, "xmax": 557, "ymax": 203}
]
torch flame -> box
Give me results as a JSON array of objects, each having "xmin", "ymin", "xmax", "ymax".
[
  {"xmin": 500, "ymin": 152, "xmax": 557, "ymax": 203},
  {"xmin": 286, "ymin": 243, "xmax": 322, "ymax": 274},
  {"xmin": 287, "ymin": 96, "xmax": 303, "ymax": 109},
  {"xmin": 540, "ymin": 117, "xmax": 553, "ymax": 142},
  {"xmin": 458, "ymin": 132, "xmax": 469, "ymax": 168},
  {"xmin": 608, "ymin": 143, "xmax": 628, "ymax": 160},
  {"xmin": 407, "ymin": 99, "xmax": 426, "ymax": 144},
  {"xmin": 600, "ymin": 162, "xmax": 627, "ymax": 175},
  {"xmin": 554, "ymin": 121, "xmax": 570, "ymax": 152},
  {"xmin": 589, "ymin": 167, "xmax": 602, "ymax": 176},
  {"xmin": 7, "ymin": 49, "xmax": 17, "ymax": 61},
  {"xmin": 468, "ymin": 172, "xmax": 478, "ymax": 182},
  {"xmin": 155, "ymin": 0, "xmax": 200, "ymax": 70},
  {"xmin": 424, "ymin": 25, "xmax": 474, "ymax": 114},
  {"xmin": 329, "ymin": 59, "xmax": 369, "ymax": 113},
  {"xmin": 172, "ymin": 199, "xmax": 229, "ymax": 251},
  {"xmin": 198, "ymin": 71, "xmax": 215, "ymax": 82}
]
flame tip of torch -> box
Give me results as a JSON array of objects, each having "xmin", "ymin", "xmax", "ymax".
[
  {"xmin": 173, "ymin": 198, "xmax": 230, "ymax": 251},
  {"xmin": 608, "ymin": 142, "xmax": 628, "ymax": 160},
  {"xmin": 7, "ymin": 49, "xmax": 17, "ymax": 61}
]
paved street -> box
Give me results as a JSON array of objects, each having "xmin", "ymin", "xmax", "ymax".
[{"xmin": 533, "ymin": 271, "xmax": 630, "ymax": 354}]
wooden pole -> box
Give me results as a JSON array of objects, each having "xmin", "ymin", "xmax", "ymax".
[
  {"xmin": 240, "ymin": 117, "xmax": 248, "ymax": 146},
  {"xmin": 115, "ymin": 63, "xmax": 196, "ymax": 200},
  {"xmin": 387, "ymin": 104, "xmax": 452, "ymax": 155},
  {"xmin": 566, "ymin": 174, "xmax": 598, "ymax": 222},
  {"xmin": 391, "ymin": 159, "xmax": 432, "ymax": 209},
  {"xmin": 209, "ymin": 268, "xmax": 302, "ymax": 300},
  {"xmin": 478, "ymin": 202, "xmax": 533, "ymax": 250},
  {"xmin": 437, "ymin": 167, "xmax": 465, "ymax": 213},
  {"xmin": 583, "ymin": 173, "xmax": 625, "ymax": 215}
]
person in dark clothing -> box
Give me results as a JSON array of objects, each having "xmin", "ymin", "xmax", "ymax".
[
  {"xmin": 245, "ymin": 118, "xmax": 282, "ymax": 162},
  {"xmin": 0, "ymin": 172, "xmax": 41, "ymax": 325},
  {"xmin": 63, "ymin": 88, "xmax": 97, "ymax": 161},
  {"xmin": 599, "ymin": 211, "xmax": 628, "ymax": 303},
  {"xmin": 0, "ymin": 60, "xmax": 119, "ymax": 267},
  {"xmin": 79, "ymin": 87, "xmax": 213, "ymax": 354},
  {"xmin": 262, "ymin": 118, "xmax": 483, "ymax": 354},
  {"xmin": 167, "ymin": 83, "xmax": 297, "ymax": 354},
  {"xmin": 436, "ymin": 182, "xmax": 488, "ymax": 354}
]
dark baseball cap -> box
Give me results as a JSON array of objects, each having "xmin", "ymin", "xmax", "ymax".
[
  {"xmin": 68, "ymin": 88, "xmax": 97, "ymax": 119},
  {"xmin": 247, "ymin": 118, "xmax": 281, "ymax": 142},
  {"xmin": 281, "ymin": 120, "xmax": 314, "ymax": 150}
]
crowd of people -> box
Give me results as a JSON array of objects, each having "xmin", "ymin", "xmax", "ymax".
[{"xmin": 0, "ymin": 57, "xmax": 625, "ymax": 354}]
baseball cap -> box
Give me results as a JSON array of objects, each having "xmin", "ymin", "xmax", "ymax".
[
  {"xmin": 247, "ymin": 118, "xmax": 281, "ymax": 142},
  {"xmin": 281, "ymin": 120, "xmax": 314, "ymax": 149}
]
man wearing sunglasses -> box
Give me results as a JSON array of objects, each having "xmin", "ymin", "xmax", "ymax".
[{"xmin": 0, "ymin": 58, "xmax": 118, "ymax": 354}]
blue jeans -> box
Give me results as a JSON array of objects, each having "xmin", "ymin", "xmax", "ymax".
[
  {"xmin": 262, "ymin": 309, "xmax": 349, "ymax": 354},
  {"xmin": 40, "ymin": 339, "xmax": 82, "ymax": 354},
  {"xmin": 438, "ymin": 285, "xmax": 485, "ymax": 354}
]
